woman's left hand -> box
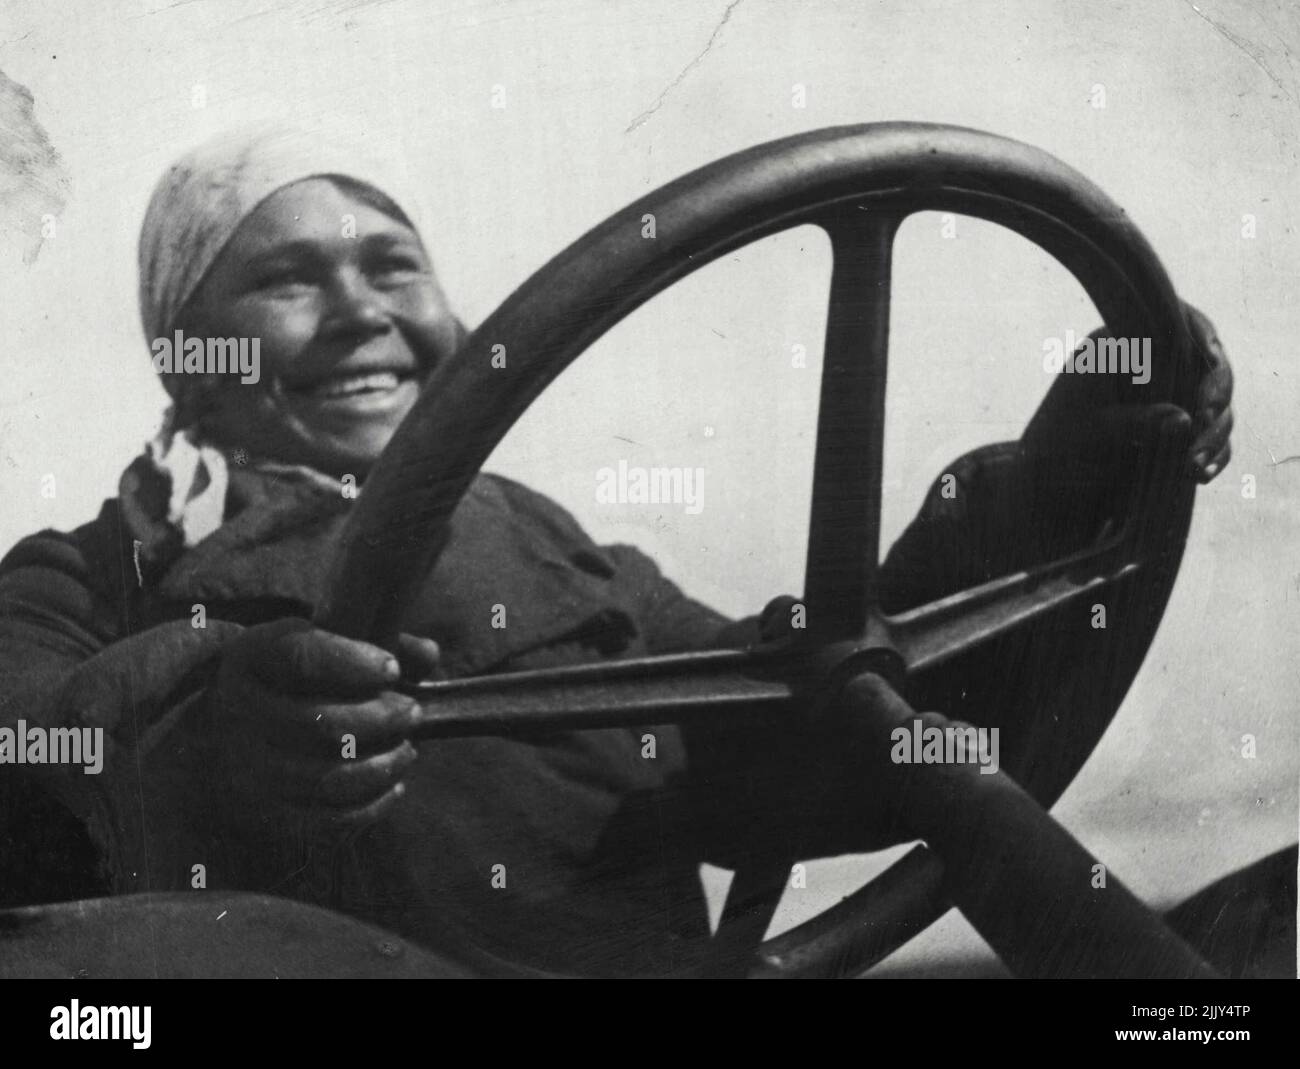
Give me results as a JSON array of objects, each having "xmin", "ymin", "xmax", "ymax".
[
  {"xmin": 1183, "ymin": 303, "xmax": 1234, "ymax": 482},
  {"xmin": 1026, "ymin": 301, "xmax": 1234, "ymax": 485}
]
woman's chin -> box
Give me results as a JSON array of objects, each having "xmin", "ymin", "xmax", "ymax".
[
  {"xmin": 299, "ymin": 434, "xmax": 393, "ymax": 480},
  {"xmin": 281, "ymin": 382, "xmax": 418, "ymax": 475},
  {"xmin": 242, "ymin": 421, "xmax": 394, "ymax": 481}
]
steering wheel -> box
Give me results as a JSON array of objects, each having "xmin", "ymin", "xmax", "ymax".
[{"xmin": 314, "ymin": 122, "xmax": 1201, "ymax": 978}]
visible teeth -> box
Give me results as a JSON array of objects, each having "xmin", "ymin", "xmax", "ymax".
[{"xmin": 311, "ymin": 372, "xmax": 401, "ymax": 398}]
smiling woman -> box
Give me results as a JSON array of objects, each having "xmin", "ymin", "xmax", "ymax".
[
  {"xmin": 142, "ymin": 129, "xmax": 465, "ymax": 483},
  {"xmin": 176, "ymin": 179, "xmax": 446, "ymax": 474}
]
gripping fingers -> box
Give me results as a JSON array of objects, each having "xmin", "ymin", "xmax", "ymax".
[
  {"xmin": 252, "ymin": 692, "xmax": 420, "ymax": 756},
  {"xmin": 1190, "ymin": 404, "xmax": 1233, "ymax": 482},
  {"xmin": 276, "ymin": 782, "xmax": 409, "ymax": 838},
  {"xmin": 395, "ymin": 632, "xmax": 445, "ymax": 683},
  {"xmin": 1183, "ymin": 302, "xmax": 1234, "ymax": 481},
  {"xmin": 245, "ymin": 620, "xmax": 401, "ymax": 697},
  {"xmin": 277, "ymin": 739, "xmax": 418, "ymax": 808},
  {"xmin": 320, "ymin": 782, "xmax": 408, "ymax": 831}
]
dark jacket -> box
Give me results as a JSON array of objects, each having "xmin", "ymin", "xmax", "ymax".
[{"xmin": 0, "ymin": 442, "xmax": 1028, "ymax": 975}]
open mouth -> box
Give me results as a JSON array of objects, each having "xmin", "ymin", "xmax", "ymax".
[{"xmin": 282, "ymin": 367, "xmax": 419, "ymax": 402}]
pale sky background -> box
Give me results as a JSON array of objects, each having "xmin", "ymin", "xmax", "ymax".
[{"xmin": 0, "ymin": 0, "xmax": 1296, "ymax": 975}]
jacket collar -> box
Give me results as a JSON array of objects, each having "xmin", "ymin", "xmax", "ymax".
[{"xmin": 124, "ymin": 460, "xmax": 637, "ymax": 676}]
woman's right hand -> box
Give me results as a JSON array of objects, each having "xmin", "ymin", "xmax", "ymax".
[{"xmin": 204, "ymin": 619, "xmax": 434, "ymax": 841}]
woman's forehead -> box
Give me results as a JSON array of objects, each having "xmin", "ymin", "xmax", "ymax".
[{"xmin": 232, "ymin": 178, "xmax": 420, "ymax": 254}]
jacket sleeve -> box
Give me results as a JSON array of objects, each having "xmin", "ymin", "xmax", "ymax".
[
  {"xmin": 0, "ymin": 523, "xmax": 240, "ymax": 902},
  {"xmin": 599, "ymin": 543, "xmax": 747, "ymax": 653}
]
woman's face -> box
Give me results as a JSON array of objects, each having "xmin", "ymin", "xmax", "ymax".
[{"xmin": 177, "ymin": 178, "xmax": 462, "ymax": 477}]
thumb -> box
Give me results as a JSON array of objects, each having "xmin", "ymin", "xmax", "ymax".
[{"xmin": 395, "ymin": 632, "xmax": 445, "ymax": 682}]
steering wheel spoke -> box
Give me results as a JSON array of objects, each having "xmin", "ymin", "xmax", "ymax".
[
  {"xmin": 888, "ymin": 535, "xmax": 1135, "ymax": 672},
  {"xmin": 404, "ymin": 650, "xmax": 796, "ymax": 739},
  {"xmin": 803, "ymin": 210, "xmax": 900, "ymax": 639}
]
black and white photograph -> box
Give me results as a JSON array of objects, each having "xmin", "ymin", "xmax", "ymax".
[{"xmin": 0, "ymin": 0, "xmax": 1295, "ymax": 1022}]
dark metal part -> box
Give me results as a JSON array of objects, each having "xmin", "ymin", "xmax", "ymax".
[
  {"xmin": 400, "ymin": 651, "xmax": 794, "ymax": 738},
  {"xmin": 803, "ymin": 211, "xmax": 898, "ymax": 636}
]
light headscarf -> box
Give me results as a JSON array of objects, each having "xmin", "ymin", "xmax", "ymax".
[
  {"xmin": 138, "ymin": 123, "xmax": 425, "ymax": 352},
  {"xmin": 133, "ymin": 124, "xmax": 427, "ymax": 547}
]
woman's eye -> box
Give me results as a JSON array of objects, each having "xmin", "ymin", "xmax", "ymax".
[
  {"xmin": 252, "ymin": 268, "xmax": 313, "ymax": 293},
  {"xmin": 369, "ymin": 255, "xmax": 423, "ymax": 279}
]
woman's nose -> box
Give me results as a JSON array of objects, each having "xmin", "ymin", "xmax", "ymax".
[{"xmin": 321, "ymin": 269, "xmax": 389, "ymax": 339}]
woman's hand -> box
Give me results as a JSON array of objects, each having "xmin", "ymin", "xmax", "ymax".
[
  {"xmin": 1183, "ymin": 302, "xmax": 1234, "ymax": 482},
  {"xmin": 1025, "ymin": 302, "xmax": 1235, "ymax": 484},
  {"xmin": 202, "ymin": 619, "xmax": 438, "ymax": 844}
]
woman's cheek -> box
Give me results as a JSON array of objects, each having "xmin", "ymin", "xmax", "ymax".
[
  {"xmin": 391, "ymin": 287, "xmax": 461, "ymax": 369},
  {"xmin": 234, "ymin": 295, "xmax": 319, "ymax": 346}
]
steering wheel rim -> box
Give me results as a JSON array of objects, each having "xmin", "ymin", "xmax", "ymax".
[{"xmin": 315, "ymin": 122, "xmax": 1200, "ymax": 977}]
